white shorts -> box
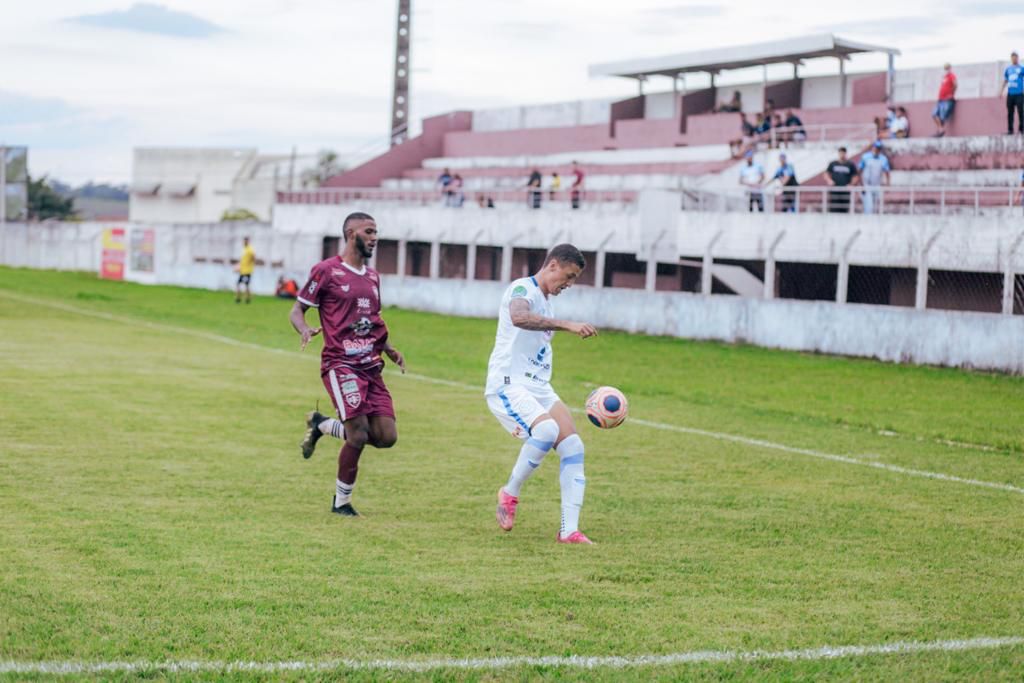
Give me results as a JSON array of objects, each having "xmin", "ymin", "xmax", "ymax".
[{"xmin": 486, "ymin": 383, "xmax": 562, "ymax": 440}]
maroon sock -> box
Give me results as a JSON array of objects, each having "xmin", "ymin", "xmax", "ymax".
[{"xmin": 337, "ymin": 442, "xmax": 363, "ymax": 485}]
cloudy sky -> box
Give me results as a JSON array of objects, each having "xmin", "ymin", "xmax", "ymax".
[{"xmin": 2, "ymin": 0, "xmax": 1020, "ymax": 184}]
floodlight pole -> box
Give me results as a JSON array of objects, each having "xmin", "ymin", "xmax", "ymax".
[{"xmin": 390, "ymin": 0, "xmax": 412, "ymax": 146}]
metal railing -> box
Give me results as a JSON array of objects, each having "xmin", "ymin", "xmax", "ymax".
[
  {"xmin": 277, "ymin": 187, "xmax": 638, "ymax": 207},
  {"xmin": 685, "ymin": 185, "xmax": 1024, "ymax": 217}
]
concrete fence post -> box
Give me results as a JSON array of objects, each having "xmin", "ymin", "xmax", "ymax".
[
  {"xmin": 429, "ymin": 238, "xmax": 442, "ymax": 279},
  {"xmin": 594, "ymin": 230, "xmax": 615, "ymax": 289},
  {"xmin": 397, "ymin": 238, "xmax": 408, "ymax": 278},
  {"xmin": 1002, "ymin": 231, "xmax": 1024, "ymax": 315},
  {"xmin": 836, "ymin": 230, "xmax": 861, "ymax": 304},
  {"xmin": 764, "ymin": 230, "xmax": 786, "ymax": 300},
  {"xmin": 701, "ymin": 229, "xmax": 724, "ymax": 295},
  {"xmin": 915, "ymin": 230, "xmax": 942, "ymax": 310}
]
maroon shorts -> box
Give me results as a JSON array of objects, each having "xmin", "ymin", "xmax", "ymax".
[{"xmin": 322, "ymin": 365, "xmax": 396, "ymax": 422}]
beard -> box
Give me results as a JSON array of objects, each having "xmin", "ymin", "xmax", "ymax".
[{"xmin": 355, "ymin": 235, "xmax": 374, "ymax": 259}]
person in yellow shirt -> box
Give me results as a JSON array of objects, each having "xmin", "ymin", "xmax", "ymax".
[{"xmin": 235, "ymin": 237, "xmax": 255, "ymax": 304}]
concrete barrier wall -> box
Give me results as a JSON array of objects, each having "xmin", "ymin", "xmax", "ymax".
[{"xmin": 381, "ymin": 275, "xmax": 1024, "ymax": 374}]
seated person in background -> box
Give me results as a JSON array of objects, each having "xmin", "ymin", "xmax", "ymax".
[
  {"xmin": 889, "ymin": 107, "xmax": 910, "ymax": 138},
  {"xmin": 729, "ymin": 114, "xmax": 758, "ymax": 158},
  {"xmin": 784, "ymin": 110, "xmax": 806, "ymax": 142},
  {"xmin": 276, "ymin": 276, "xmax": 299, "ymax": 299},
  {"xmin": 715, "ymin": 90, "xmax": 743, "ymax": 113},
  {"xmin": 771, "ymin": 114, "xmax": 786, "ymax": 145},
  {"xmin": 753, "ymin": 112, "xmax": 771, "ymax": 144}
]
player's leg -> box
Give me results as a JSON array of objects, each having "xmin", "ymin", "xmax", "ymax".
[
  {"xmin": 333, "ymin": 414, "xmax": 370, "ymax": 516},
  {"xmin": 235, "ymin": 275, "xmax": 242, "ymax": 303},
  {"xmin": 364, "ymin": 372, "xmax": 398, "ymax": 449},
  {"xmin": 486, "ymin": 386, "xmax": 559, "ymax": 531},
  {"xmin": 244, "ymin": 275, "xmax": 251, "ymax": 304},
  {"xmin": 547, "ymin": 401, "xmax": 592, "ymax": 544}
]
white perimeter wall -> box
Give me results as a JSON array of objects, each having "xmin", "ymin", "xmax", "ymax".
[
  {"xmin": 382, "ymin": 276, "xmax": 1024, "ymax": 374},
  {"xmin": 2, "ymin": 220, "xmax": 1022, "ymax": 374}
]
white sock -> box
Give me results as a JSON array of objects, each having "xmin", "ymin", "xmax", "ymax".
[
  {"xmin": 320, "ymin": 418, "xmax": 344, "ymax": 439},
  {"xmin": 504, "ymin": 419, "xmax": 559, "ymax": 497},
  {"xmin": 557, "ymin": 434, "xmax": 586, "ymax": 537},
  {"xmin": 334, "ymin": 479, "xmax": 354, "ymax": 507}
]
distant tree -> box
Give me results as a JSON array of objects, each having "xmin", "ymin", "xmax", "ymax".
[
  {"xmin": 27, "ymin": 175, "xmax": 76, "ymax": 221},
  {"xmin": 300, "ymin": 149, "xmax": 343, "ymax": 188},
  {"xmin": 221, "ymin": 207, "xmax": 261, "ymax": 222}
]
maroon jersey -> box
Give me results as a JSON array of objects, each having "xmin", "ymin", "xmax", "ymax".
[{"xmin": 298, "ymin": 257, "xmax": 389, "ymax": 375}]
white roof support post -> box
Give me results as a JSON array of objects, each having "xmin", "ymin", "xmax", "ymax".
[
  {"xmin": 839, "ymin": 56, "xmax": 847, "ymax": 108},
  {"xmin": 764, "ymin": 230, "xmax": 786, "ymax": 299},
  {"xmin": 466, "ymin": 228, "xmax": 485, "ymax": 281},
  {"xmin": 915, "ymin": 230, "xmax": 942, "ymax": 310},
  {"xmin": 836, "ymin": 230, "xmax": 861, "ymax": 304},
  {"xmin": 701, "ymin": 229, "xmax": 724, "ymax": 295},
  {"xmin": 594, "ymin": 230, "xmax": 615, "ymax": 289},
  {"xmin": 397, "ymin": 237, "xmax": 408, "ymax": 279},
  {"xmin": 1002, "ymin": 231, "xmax": 1024, "ymax": 314},
  {"xmin": 887, "ymin": 52, "xmax": 896, "ymax": 103}
]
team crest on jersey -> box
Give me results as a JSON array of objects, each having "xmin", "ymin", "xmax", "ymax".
[
  {"xmin": 351, "ymin": 316, "xmax": 373, "ymax": 336},
  {"xmin": 340, "ymin": 284, "xmax": 351, "ymax": 293},
  {"xmin": 343, "ymin": 386, "xmax": 361, "ymax": 408},
  {"xmin": 511, "ymin": 285, "xmax": 528, "ymax": 298}
]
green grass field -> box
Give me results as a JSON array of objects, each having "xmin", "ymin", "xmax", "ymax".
[{"xmin": 1, "ymin": 267, "xmax": 1022, "ymax": 681}]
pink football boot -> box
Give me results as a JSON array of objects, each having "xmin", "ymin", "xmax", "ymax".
[
  {"xmin": 496, "ymin": 488, "xmax": 519, "ymax": 531},
  {"xmin": 557, "ymin": 531, "xmax": 594, "ymax": 544}
]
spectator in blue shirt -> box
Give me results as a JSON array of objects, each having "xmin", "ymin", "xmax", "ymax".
[
  {"xmin": 772, "ymin": 154, "xmax": 799, "ymax": 212},
  {"xmin": 858, "ymin": 141, "xmax": 891, "ymax": 215},
  {"xmin": 1001, "ymin": 51, "xmax": 1024, "ymax": 135}
]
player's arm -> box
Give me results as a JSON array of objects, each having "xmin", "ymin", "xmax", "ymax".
[
  {"xmin": 382, "ymin": 341, "xmax": 406, "ymax": 373},
  {"xmin": 289, "ymin": 300, "xmax": 321, "ymax": 350},
  {"xmin": 509, "ymin": 298, "xmax": 597, "ymax": 338}
]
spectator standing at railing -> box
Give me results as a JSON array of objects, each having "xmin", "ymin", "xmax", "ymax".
[
  {"xmin": 549, "ymin": 171, "xmax": 561, "ymax": 200},
  {"xmin": 1000, "ymin": 51, "xmax": 1024, "ymax": 135},
  {"xmin": 451, "ymin": 174, "xmax": 465, "ymax": 207},
  {"xmin": 740, "ymin": 151, "xmax": 765, "ymax": 212},
  {"xmin": 570, "ymin": 162, "xmax": 584, "ymax": 209},
  {"xmin": 527, "ymin": 169, "xmax": 543, "ymax": 209},
  {"xmin": 437, "ymin": 167, "xmax": 453, "ymax": 206},
  {"xmin": 932, "ymin": 63, "xmax": 957, "ymax": 137},
  {"xmin": 858, "ymin": 141, "xmax": 891, "ymax": 214},
  {"xmin": 771, "ymin": 154, "xmax": 799, "ymax": 213},
  {"xmin": 825, "ymin": 147, "xmax": 858, "ymax": 213}
]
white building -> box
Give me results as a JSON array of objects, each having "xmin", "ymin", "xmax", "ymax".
[{"xmin": 130, "ymin": 147, "xmax": 317, "ymax": 223}]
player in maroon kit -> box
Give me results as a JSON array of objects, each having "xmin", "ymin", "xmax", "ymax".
[{"xmin": 289, "ymin": 212, "xmax": 406, "ymax": 517}]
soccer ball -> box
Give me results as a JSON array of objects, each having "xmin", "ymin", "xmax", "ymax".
[{"xmin": 585, "ymin": 386, "xmax": 628, "ymax": 429}]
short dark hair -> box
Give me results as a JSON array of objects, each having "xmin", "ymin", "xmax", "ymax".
[
  {"xmin": 838, "ymin": 146, "xmax": 847, "ymax": 153},
  {"xmin": 342, "ymin": 211, "xmax": 375, "ymax": 239},
  {"xmin": 545, "ymin": 243, "xmax": 586, "ymax": 270}
]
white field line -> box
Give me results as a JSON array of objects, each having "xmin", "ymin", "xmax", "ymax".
[
  {"xmin": 2, "ymin": 290, "xmax": 1021, "ymax": 497},
  {"xmin": 1, "ymin": 636, "xmax": 1021, "ymax": 674}
]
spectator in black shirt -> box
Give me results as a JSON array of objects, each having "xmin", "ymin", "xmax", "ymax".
[
  {"xmin": 784, "ymin": 110, "xmax": 806, "ymax": 142},
  {"xmin": 527, "ymin": 169, "xmax": 543, "ymax": 209},
  {"xmin": 825, "ymin": 147, "xmax": 858, "ymax": 213}
]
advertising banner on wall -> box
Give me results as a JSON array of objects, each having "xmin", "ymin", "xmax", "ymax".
[
  {"xmin": 130, "ymin": 228, "xmax": 155, "ymax": 273},
  {"xmin": 100, "ymin": 227, "xmax": 126, "ymax": 280}
]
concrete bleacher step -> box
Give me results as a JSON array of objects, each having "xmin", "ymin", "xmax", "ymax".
[
  {"xmin": 887, "ymin": 135, "xmax": 1024, "ymax": 170},
  {"xmin": 890, "ymin": 169, "xmax": 1022, "ymax": 187}
]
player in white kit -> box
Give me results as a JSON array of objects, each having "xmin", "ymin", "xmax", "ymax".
[{"xmin": 485, "ymin": 244, "xmax": 598, "ymax": 544}]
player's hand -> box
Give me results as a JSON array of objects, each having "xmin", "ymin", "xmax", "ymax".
[
  {"xmin": 570, "ymin": 322, "xmax": 598, "ymax": 339},
  {"xmin": 300, "ymin": 326, "xmax": 321, "ymax": 350},
  {"xmin": 385, "ymin": 347, "xmax": 406, "ymax": 373}
]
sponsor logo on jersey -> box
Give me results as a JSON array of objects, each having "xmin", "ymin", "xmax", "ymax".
[
  {"xmin": 342, "ymin": 338, "xmax": 374, "ymax": 356},
  {"xmin": 308, "ymin": 281, "xmax": 318, "ymax": 295},
  {"xmin": 357, "ymin": 297, "xmax": 371, "ymax": 311},
  {"xmin": 511, "ymin": 285, "xmax": 528, "ymax": 298},
  {"xmin": 332, "ymin": 268, "xmax": 347, "ymax": 278},
  {"xmin": 351, "ymin": 316, "xmax": 373, "ymax": 336}
]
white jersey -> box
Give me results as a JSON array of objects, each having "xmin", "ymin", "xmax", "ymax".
[{"xmin": 485, "ymin": 276, "xmax": 555, "ymax": 394}]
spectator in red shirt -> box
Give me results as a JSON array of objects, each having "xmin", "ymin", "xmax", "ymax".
[
  {"xmin": 570, "ymin": 161, "xmax": 585, "ymax": 209},
  {"xmin": 932, "ymin": 63, "xmax": 957, "ymax": 137}
]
